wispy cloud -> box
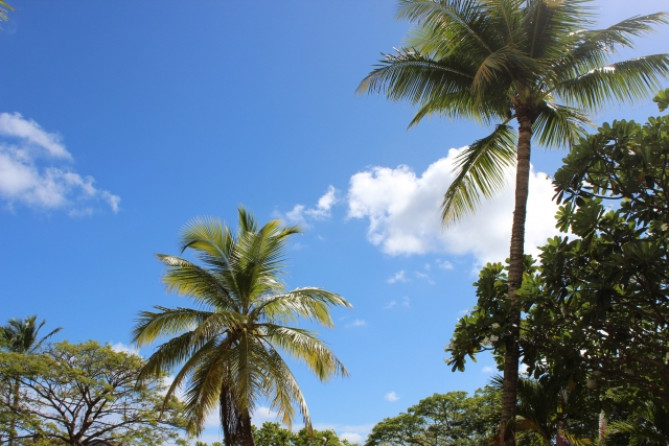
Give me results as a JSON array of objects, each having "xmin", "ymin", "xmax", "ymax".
[
  {"xmin": 346, "ymin": 148, "xmax": 559, "ymax": 267},
  {"xmin": 387, "ymin": 270, "xmax": 408, "ymax": 284},
  {"xmin": 282, "ymin": 186, "xmax": 338, "ymax": 227},
  {"xmin": 385, "ymin": 296, "xmax": 410, "ymax": 310},
  {"xmin": 436, "ymin": 259, "xmax": 454, "ymax": 270},
  {"xmin": 346, "ymin": 319, "xmax": 367, "ymax": 328},
  {"xmin": 482, "ymin": 366, "xmax": 495, "ymax": 374},
  {"xmin": 385, "ymin": 391, "xmax": 399, "ymax": 402},
  {"xmin": 109, "ymin": 342, "xmax": 140, "ymax": 357},
  {"xmin": 0, "ymin": 112, "xmax": 120, "ymax": 216}
]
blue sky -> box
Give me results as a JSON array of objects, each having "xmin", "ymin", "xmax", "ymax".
[{"xmin": 1, "ymin": 1, "xmax": 667, "ymax": 444}]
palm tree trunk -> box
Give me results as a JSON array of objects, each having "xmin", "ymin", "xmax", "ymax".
[
  {"xmin": 220, "ymin": 381, "xmax": 256, "ymax": 446},
  {"xmin": 500, "ymin": 112, "xmax": 533, "ymax": 446}
]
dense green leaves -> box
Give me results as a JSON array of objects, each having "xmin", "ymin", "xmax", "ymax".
[
  {"xmin": 365, "ymin": 389, "xmax": 501, "ymax": 446},
  {"xmin": 0, "ymin": 341, "xmax": 186, "ymax": 446}
]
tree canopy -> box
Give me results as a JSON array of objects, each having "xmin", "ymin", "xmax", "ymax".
[{"xmin": 0, "ymin": 340, "xmax": 186, "ymax": 445}]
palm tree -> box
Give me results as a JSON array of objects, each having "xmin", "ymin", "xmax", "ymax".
[
  {"xmin": 1, "ymin": 315, "xmax": 61, "ymax": 446},
  {"xmin": 133, "ymin": 208, "xmax": 351, "ymax": 446},
  {"xmin": 358, "ymin": 1, "xmax": 668, "ymax": 444},
  {"xmin": 1, "ymin": 315, "xmax": 62, "ymax": 354}
]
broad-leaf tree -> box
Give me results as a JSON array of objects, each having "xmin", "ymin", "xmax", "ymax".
[
  {"xmin": 358, "ymin": 1, "xmax": 669, "ymax": 443},
  {"xmin": 0, "ymin": 315, "xmax": 61, "ymax": 446},
  {"xmin": 525, "ymin": 92, "xmax": 669, "ymax": 415},
  {"xmin": 365, "ymin": 389, "xmax": 501, "ymax": 446},
  {"xmin": 0, "ymin": 340, "xmax": 186, "ymax": 445},
  {"xmin": 133, "ymin": 208, "xmax": 351, "ymax": 446}
]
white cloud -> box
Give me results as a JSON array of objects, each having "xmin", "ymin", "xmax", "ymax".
[
  {"xmin": 482, "ymin": 366, "xmax": 495, "ymax": 374},
  {"xmin": 436, "ymin": 259, "xmax": 454, "ymax": 270},
  {"xmin": 283, "ymin": 186, "xmax": 338, "ymax": 227},
  {"xmin": 387, "ymin": 270, "xmax": 407, "ymax": 284},
  {"xmin": 0, "ymin": 112, "xmax": 71, "ymax": 159},
  {"xmin": 347, "ymin": 148, "xmax": 559, "ymax": 267},
  {"xmin": 385, "ymin": 296, "xmax": 410, "ymax": 310},
  {"xmin": 0, "ymin": 112, "xmax": 120, "ymax": 215},
  {"xmin": 252, "ymin": 406, "xmax": 281, "ymax": 424},
  {"xmin": 109, "ymin": 342, "xmax": 141, "ymax": 357},
  {"xmin": 346, "ymin": 319, "xmax": 367, "ymax": 328},
  {"xmin": 385, "ymin": 391, "xmax": 399, "ymax": 402}
]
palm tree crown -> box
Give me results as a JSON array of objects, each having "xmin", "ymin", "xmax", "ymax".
[
  {"xmin": 1, "ymin": 315, "xmax": 62, "ymax": 354},
  {"xmin": 133, "ymin": 208, "xmax": 351, "ymax": 446},
  {"xmin": 359, "ymin": 0, "xmax": 668, "ymax": 220}
]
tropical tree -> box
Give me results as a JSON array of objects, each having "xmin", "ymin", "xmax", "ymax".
[
  {"xmin": 0, "ymin": 340, "xmax": 186, "ymax": 445},
  {"xmin": 365, "ymin": 388, "xmax": 501, "ymax": 446},
  {"xmin": 133, "ymin": 208, "xmax": 351, "ymax": 446},
  {"xmin": 1, "ymin": 315, "xmax": 61, "ymax": 446},
  {"xmin": 358, "ymin": 1, "xmax": 669, "ymax": 443},
  {"xmin": 1, "ymin": 315, "xmax": 62, "ymax": 354}
]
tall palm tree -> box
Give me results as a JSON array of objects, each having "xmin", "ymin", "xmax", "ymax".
[
  {"xmin": 1, "ymin": 315, "xmax": 62, "ymax": 354},
  {"xmin": 1, "ymin": 315, "xmax": 61, "ymax": 446},
  {"xmin": 358, "ymin": 1, "xmax": 669, "ymax": 444},
  {"xmin": 133, "ymin": 208, "xmax": 351, "ymax": 446}
]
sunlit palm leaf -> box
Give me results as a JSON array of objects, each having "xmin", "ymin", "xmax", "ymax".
[{"xmin": 442, "ymin": 123, "xmax": 515, "ymax": 221}]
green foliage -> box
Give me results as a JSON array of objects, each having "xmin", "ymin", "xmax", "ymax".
[
  {"xmin": 447, "ymin": 97, "xmax": 669, "ymax": 443},
  {"xmin": 133, "ymin": 207, "xmax": 351, "ymax": 446},
  {"xmin": 359, "ymin": 0, "xmax": 669, "ymax": 222},
  {"xmin": 653, "ymin": 87, "xmax": 669, "ymax": 112},
  {"xmin": 365, "ymin": 389, "xmax": 501, "ymax": 446},
  {"xmin": 0, "ymin": 340, "xmax": 186, "ymax": 445},
  {"xmin": 531, "ymin": 110, "xmax": 669, "ymax": 408}
]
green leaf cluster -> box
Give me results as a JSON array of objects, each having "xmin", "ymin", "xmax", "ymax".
[
  {"xmin": 0, "ymin": 340, "xmax": 187, "ymax": 445},
  {"xmin": 365, "ymin": 389, "xmax": 501, "ymax": 446}
]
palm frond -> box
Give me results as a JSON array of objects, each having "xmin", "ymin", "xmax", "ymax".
[
  {"xmin": 183, "ymin": 351, "xmax": 229, "ymax": 434},
  {"xmin": 157, "ymin": 254, "xmax": 234, "ymax": 308},
  {"xmin": 442, "ymin": 123, "xmax": 516, "ymax": 222},
  {"xmin": 398, "ymin": 0, "xmax": 494, "ymax": 55},
  {"xmin": 263, "ymin": 325, "xmax": 348, "ymax": 380},
  {"xmin": 357, "ymin": 50, "xmax": 475, "ymax": 103},
  {"xmin": 533, "ymin": 101, "xmax": 591, "ymax": 149},
  {"xmin": 558, "ymin": 54, "xmax": 669, "ymax": 109},
  {"xmin": 257, "ymin": 342, "xmax": 310, "ymax": 429},
  {"xmin": 133, "ymin": 306, "xmax": 212, "ymax": 345},
  {"xmin": 256, "ymin": 288, "xmax": 351, "ymax": 327}
]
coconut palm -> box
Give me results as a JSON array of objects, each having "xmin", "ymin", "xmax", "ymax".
[
  {"xmin": 133, "ymin": 208, "xmax": 351, "ymax": 446},
  {"xmin": 1, "ymin": 315, "xmax": 62, "ymax": 354},
  {"xmin": 358, "ymin": 1, "xmax": 668, "ymax": 444}
]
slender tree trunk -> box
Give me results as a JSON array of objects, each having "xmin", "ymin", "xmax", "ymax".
[
  {"xmin": 8, "ymin": 378, "xmax": 20, "ymax": 446},
  {"xmin": 500, "ymin": 112, "xmax": 533, "ymax": 446},
  {"xmin": 220, "ymin": 381, "xmax": 256, "ymax": 446}
]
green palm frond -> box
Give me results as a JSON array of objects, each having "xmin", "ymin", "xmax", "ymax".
[
  {"xmin": 133, "ymin": 306, "xmax": 212, "ymax": 345},
  {"xmin": 256, "ymin": 288, "xmax": 352, "ymax": 327},
  {"xmin": 398, "ymin": 0, "xmax": 494, "ymax": 55},
  {"xmin": 157, "ymin": 254, "xmax": 235, "ymax": 308},
  {"xmin": 183, "ymin": 351, "xmax": 229, "ymax": 433},
  {"xmin": 442, "ymin": 123, "xmax": 516, "ymax": 221},
  {"xmin": 357, "ymin": 50, "xmax": 475, "ymax": 104},
  {"xmin": 533, "ymin": 102, "xmax": 590, "ymax": 148},
  {"xmin": 553, "ymin": 13, "xmax": 668, "ymax": 83},
  {"xmin": 264, "ymin": 325, "xmax": 348, "ymax": 380},
  {"xmin": 558, "ymin": 54, "xmax": 669, "ymax": 109},
  {"xmin": 259, "ymin": 343, "xmax": 310, "ymax": 428}
]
